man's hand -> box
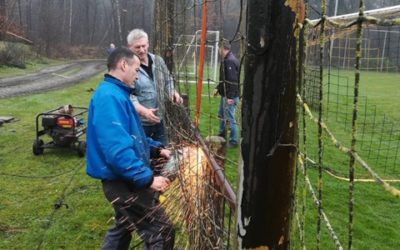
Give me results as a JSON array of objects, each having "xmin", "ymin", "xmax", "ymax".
[
  {"xmin": 150, "ymin": 176, "xmax": 171, "ymax": 193},
  {"xmin": 143, "ymin": 108, "xmax": 161, "ymax": 124},
  {"xmin": 172, "ymin": 91, "xmax": 183, "ymax": 105},
  {"xmin": 226, "ymin": 98, "xmax": 234, "ymax": 105},
  {"xmin": 159, "ymin": 148, "xmax": 171, "ymax": 159},
  {"xmin": 213, "ymin": 88, "xmax": 219, "ymax": 97},
  {"xmin": 135, "ymin": 104, "xmax": 161, "ymax": 124}
]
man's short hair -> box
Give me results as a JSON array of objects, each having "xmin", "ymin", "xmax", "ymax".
[
  {"xmin": 127, "ymin": 29, "xmax": 148, "ymax": 45},
  {"xmin": 107, "ymin": 47, "xmax": 137, "ymax": 71},
  {"xmin": 219, "ymin": 39, "xmax": 231, "ymax": 50}
]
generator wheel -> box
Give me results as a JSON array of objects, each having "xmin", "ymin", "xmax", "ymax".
[
  {"xmin": 77, "ymin": 141, "xmax": 86, "ymax": 157},
  {"xmin": 33, "ymin": 139, "xmax": 44, "ymax": 155}
]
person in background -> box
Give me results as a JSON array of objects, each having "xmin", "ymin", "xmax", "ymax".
[
  {"xmin": 86, "ymin": 47, "xmax": 175, "ymax": 249},
  {"xmin": 127, "ymin": 29, "xmax": 183, "ymax": 145},
  {"xmin": 107, "ymin": 43, "xmax": 116, "ymax": 55},
  {"xmin": 214, "ymin": 40, "xmax": 240, "ymax": 148}
]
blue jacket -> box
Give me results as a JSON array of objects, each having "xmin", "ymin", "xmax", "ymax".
[{"xmin": 86, "ymin": 74, "xmax": 163, "ymax": 188}]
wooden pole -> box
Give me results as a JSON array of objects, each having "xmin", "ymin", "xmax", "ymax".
[{"xmin": 237, "ymin": 0, "xmax": 304, "ymax": 248}]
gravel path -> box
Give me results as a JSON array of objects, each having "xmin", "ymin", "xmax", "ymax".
[{"xmin": 0, "ymin": 59, "xmax": 106, "ymax": 98}]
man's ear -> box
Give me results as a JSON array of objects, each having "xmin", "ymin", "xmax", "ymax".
[{"xmin": 119, "ymin": 60, "xmax": 126, "ymax": 72}]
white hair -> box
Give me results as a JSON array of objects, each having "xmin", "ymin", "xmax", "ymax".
[{"xmin": 127, "ymin": 29, "xmax": 148, "ymax": 45}]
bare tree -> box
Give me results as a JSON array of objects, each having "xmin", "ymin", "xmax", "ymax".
[
  {"xmin": 89, "ymin": 0, "xmax": 97, "ymax": 44},
  {"xmin": 39, "ymin": 0, "xmax": 51, "ymax": 55},
  {"xmin": 68, "ymin": 0, "xmax": 72, "ymax": 44},
  {"xmin": 26, "ymin": 0, "xmax": 32, "ymax": 35},
  {"xmin": 112, "ymin": 0, "xmax": 123, "ymax": 45},
  {"xmin": 0, "ymin": 0, "xmax": 159, "ymax": 56},
  {"xmin": 0, "ymin": 0, "xmax": 6, "ymax": 40}
]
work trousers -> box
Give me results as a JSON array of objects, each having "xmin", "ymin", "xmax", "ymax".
[
  {"xmin": 218, "ymin": 96, "xmax": 240, "ymax": 145},
  {"xmin": 101, "ymin": 180, "xmax": 175, "ymax": 250},
  {"xmin": 143, "ymin": 121, "xmax": 167, "ymax": 145}
]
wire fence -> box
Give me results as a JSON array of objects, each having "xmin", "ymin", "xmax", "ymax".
[
  {"xmin": 3, "ymin": 1, "xmax": 400, "ymax": 249},
  {"xmin": 295, "ymin": 2, "xmax": 400, "ymax": 249}
]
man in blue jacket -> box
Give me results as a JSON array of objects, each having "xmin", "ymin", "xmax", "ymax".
[
  {"xmin": 215, "ymin": 40, "xmax": 240, "ymax": 148},
  {"xmin": 86, "ymin": 47, "xmax": 175, "ymax": 249}
]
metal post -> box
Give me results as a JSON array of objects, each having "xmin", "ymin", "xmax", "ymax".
[
  {"xmin": 214, "ymin": 31, "xmax": 220, "ymax": 83},
  {"xmin": 380, "ymin": 31, "xmax": 388, "ymax": 72}
]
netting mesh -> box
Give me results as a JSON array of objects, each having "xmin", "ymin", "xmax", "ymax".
[
  {"xmin": 3, "ymin": 1, "xmax": 400, "ymax": 249},
  {"xmin": 145, "ymin": 0, "xmax": 242, "ymax": 247},
  {"xmin": 305, "ymin": 23, "xmax": 400, "ymax": 174},
  {"xmin": 125, "ymin": 1, "xmax": 400, "ymax": 249},
  {"xmin": 294, "ymin": 3, "xmax": 400, "ymax": 250}
]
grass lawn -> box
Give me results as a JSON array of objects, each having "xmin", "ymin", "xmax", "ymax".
[
  {"xmin": 0, "ymin": 72, "xmax": 108, "ymax": 249},
  {"xmin": 296, "ymin": 69, "xmax": 400, "ymax": 249},
  {"xmin": 0, "ymin": 58, "xmax": 65, "ymax": 78},
  {"xmin": 0, "ymin": 64, "xmax": 399, "ymax": 249},
  {"xmin": 0, "ymin": 66, "xmax": 240, "ymax": 248}
]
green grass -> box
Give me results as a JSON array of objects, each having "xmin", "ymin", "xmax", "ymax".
[
  {"xmin": 296, "ymin": 69, "xmax": 400, "ymax": 249},
  {"xmin": 0, "ymin": 58, "xmax": 65, "ymax": 78},
  {"xmin": 0, "ymin": 66, "xmax": 239, "ymax": 249},
  {"xmin": 325, "ymin": 69, "xmax": 400, "ymax": 121},
  {"xmin": 182, "ymin": 82, "xmax": 241, "ymax": 188},
  {"xmin": 304, "ymin": 70, "xmax": 400, "ymax": 177},
  {"xmin": 0, "ymin": 72, "xmax": 109, "ymax": 249},
  {"xmin": 1, "ymin": 64, "xmax": 399, "ymax": 249},
  {"xmin": 292, "ymin": 168, "xmax": 400, "ymax": 249}
]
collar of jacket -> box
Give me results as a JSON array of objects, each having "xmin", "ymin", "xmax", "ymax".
[
  {"xmin": 139, "ymin": 53, "xmax": 156, "ymax": 79},
  {"xmin": 224, "ymin": 51, "xmax": 233, "ymax": 59},
  {"xmin": 104, "ymin": 74, "xmax": 136, "ymax": 94}
]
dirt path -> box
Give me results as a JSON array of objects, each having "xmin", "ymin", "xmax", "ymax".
[{"xmin": 0, "ymin": 59, "xmax": 106, "ymax": 98}]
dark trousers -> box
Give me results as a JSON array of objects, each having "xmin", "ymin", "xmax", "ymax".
[
  {"xmin": 143, "ymin": 122, "xmax": 167, "ymax": 145},
  {"xmin": 101, "ymin": 180, "xmax": 175, "ymax": 250}
]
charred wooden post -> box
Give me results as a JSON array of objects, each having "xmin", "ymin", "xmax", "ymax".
[{"xmin": 237, "ymin": 0, "xmax": 304, "ymax": 248}]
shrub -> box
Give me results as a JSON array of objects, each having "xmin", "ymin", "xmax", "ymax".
[{"xmin": 0, "ymin": 42, "xmax": 30, "ymax": 68}]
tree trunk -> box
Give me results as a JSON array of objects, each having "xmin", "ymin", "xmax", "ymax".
[
  {"xmin": 68, "ymin": 0, "xmax": 72, "ymax": 44},
  {"xmin": 84, "ymin": 0, "xmax": 90, "ymax": 45},
  {"xmin": 25, "ymin": 0, "xmax": 32, "ymax": 40},
  {"xmin": 17, "ymin": 0, "xmax": 22, "ymax": 27},
  {"xmin": 113, "ymin": 0, "xmax": 122, "ymax": 45},
  {"xmin": 237, "ymin": 0, "xmax": 304, "ymax": 248},
  {"xmin": 153, "ymin": 0, "xmax": 161, "ymax": 54},
  {"xmin": 0, "ymin": 0, "xmax": 5, "ymax": 40},
  {"xmin": 89, "ymin": 0, "xmax": 97, "ymax": 44},
  {"xmin": 61, "ymin": 0, "xmax": 66, "ymax": 40},
  {"xmin": 39, "ymin": 0, "xmax": 51, "ymax": 56},
  {"xmin": 164, "ymin": 0, "xmax": 174, "ymax": 71}
]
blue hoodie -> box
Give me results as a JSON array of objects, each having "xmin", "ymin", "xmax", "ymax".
[{"xmin": 86, "ymin": 74, "xmax": 163, "ymax": 188}]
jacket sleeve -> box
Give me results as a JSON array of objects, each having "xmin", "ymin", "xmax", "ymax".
[
  {"xmin": 130, "ymin": 93, "xmax": 139, "ymax": 106},
  {"xmin": 146, "ymin": 137, "xmax": 163, "ymax": 148},
  {"xmin": 223, "ymin": 59, "xmax": 239, "ymax": 99},
  {"xmin": 92, "ymin": 93, "xmax": 153, "ymax": 188},
  {"xmin": 146, "ymin": 137, "xmax": 164, "ymax": 158},
  {"xmin": 155, "ymin": 55, "xmax": 175, "ymax": 99}
]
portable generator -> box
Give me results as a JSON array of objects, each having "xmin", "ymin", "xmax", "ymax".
[{"xmin": 32, "ymin": 105, "xmax": 87, "ymax": 157}]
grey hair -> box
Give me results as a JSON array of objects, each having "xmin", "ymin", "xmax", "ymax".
[{"xmin": 127, "ymin": 29, "xmax": 148, "ymax": 45}]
